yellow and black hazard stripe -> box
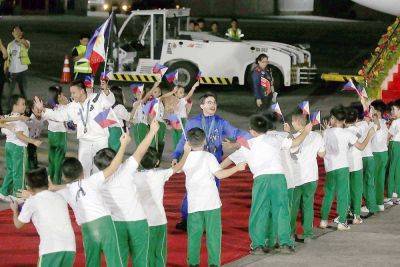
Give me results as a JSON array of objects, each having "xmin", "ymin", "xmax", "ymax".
[
  {"xmin": 200, "ymin": 77, "xmax": 232, "ymax": 85},
  {"xmin": 321, "ymin": 73, "xmax": 363, "ymax": 83},
  {"xmin": 108, "ymin": 73, "xmax": 161, "ymax": 83}
]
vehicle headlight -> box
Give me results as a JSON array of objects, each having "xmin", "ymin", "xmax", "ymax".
[
  {"xmin": 122, "ymin": 4, "xmax": 128, "ymax": 11},
  {"xmin": 103, "ymin": 4, "xmax": 109, "ymax": 10}
]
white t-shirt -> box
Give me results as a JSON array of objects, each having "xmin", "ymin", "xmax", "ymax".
[
  {"xmin": 132, "ymin": 102, "xmax": 147, "ymax": 125},
  {"xmin": 346, "ymin": 125, "xmax": 363, "ymax": 172},
  {"xmin": 18, "ymin": 190, "xmax": 76, "ymax": 256},
  {"xmin": 110, "ymin": 104, "xmax": 130, "ymax": 128},
  {"xmin": 182, "ymin": 151, "xmax": 222, "ymax": 213},
  {"xmin": 1, "ymin": 116, "xmax": 29, "ymax": 147},
  {"xmin": 372, "ymin": 118, "xmax": 389, "ymax": 153},
  {"xmin": 323, "ymin": 127, "xmax": 358, "ymax": 172},
  {"xmin": 356, "ymin": 121, "xmax": 374, "ymax": 157},
  {"xmin": 59, "ymin": 172, "xmax": 110, "ymax": 225},
  {"xmin": 26, "ymin": 114, "xmax": 45, "ymax": 139},
  {"xmin": 8, "ymin": 40, "xmax": 30, "ymax": 73},
  {"xmin": 101, "ymin": 157, "xmax": 146, "ymax": 222},
  {"xmin": 292, "ymin": 131, "xmax": 325, "ymax": 186},
  {"xmin": 43, "ymin": 92, "xmax": 115, "ymax": 142},
  {"xmin": 133, "ymin": 168, "xmax": 174, "ymax": 226},
  {"xmin": 389, "ymin": 118, "xmax": 400, "ymax": 142},
  {"xmin": 175, "ymin": 98, "xmax": 188, "ymax": 118},
  {"xmin": 47, "ymin": 105, "xmax": 67, "ymax": 133}
]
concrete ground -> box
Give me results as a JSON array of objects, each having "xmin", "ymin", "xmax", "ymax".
[{"xmin": 226, "ymin": 205, "xmax": 400, "ymax": 267}]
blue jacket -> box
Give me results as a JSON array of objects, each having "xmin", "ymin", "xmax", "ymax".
[
  {"xmin": 172, "ymin": 114, "xmax": 251, "ymax": 162},
  {"xmin": 251, "ymin": 66, "xmax": 273, "ymax": 100}
]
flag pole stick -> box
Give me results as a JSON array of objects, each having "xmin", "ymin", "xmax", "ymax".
[
  {"xmin": 103, "ymin": 12, "xmax": 113, "ymax": 75},
  {"xmin": 109, "ymin": 107, "xmax": 125, "ymax": 132},
  {"xmin": 178, "ymin": 116, "xmax": 187, "ymax": 141}
]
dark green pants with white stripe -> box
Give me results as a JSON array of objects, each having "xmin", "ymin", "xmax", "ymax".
[
  {"xmin": 38, "ymin": 251, "xmax": 75, "ymax": 267},
  {"xmin": 81, "ymin": 216, "xmax": 124, "ymax": 267},
  {"xmin": 373, "ymin": 151, "xmax": 388, "ymax": 205},
  {"xmin": 149, "ymin": 224, "xmax": 167, "ymax": 267},
  {"xmin": 362, "ymin": 157, "xmax": 379, "ymax": 212},
  {"xmin": 114, "ymin": 219, "xmax": 149, "ymax": 267},
  {"xmin": 0, "ymin": 142, "xmax": 27, "ymax": 196},
  {"xmin": 388, "ymin": 141, "xmax": 400, "ymax": 198},
  {"xmin": 188, "ymin": 208, "xmax": 221, "ymax": 266},
  {"xmin": 48, "ymin": 131, "xmax": 67, "ymax": 185},
  {"xmin": 349, "ymin": 170, "xmax": 363, "ymax": 216}
]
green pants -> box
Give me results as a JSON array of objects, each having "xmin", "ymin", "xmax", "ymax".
[
  {"xmin": 114, "ymin": 220, "xmax": 149, "ymax": 267},
  {"xmin": 249, "ymin": 174, "xmax": 293, "ymax": 249},
  {"xmin": 349, "ymin": 170, "xmax": 363, "ymax": 216},
  {"xmin": 81, "ymin": 216, "xmax": 123, "ymax": 267},
  {"xmin": 290, "ymin": 181, "xmax": 317, "ymax": 238},
  {"xmin": 188, "ymin": 208, "xmax": 221, "ymax": 266},
  {"xmin": 151, "ymin": 122, "xmax": 167, "ymax": 160},
  {"xmin": 38, "ymin": 251, "xmax": 75, "ymax": 267},
  {"xmin": 321, "ymin": 168, "xmax": 349, "ymax": 223},
  {"xmin": 0, "ymin": 142, "xmax": 26, "ymax": 196},
  {"xmin": 374, "ymin": 151, "xmax": 388, "ymax": 205},
  {"xmin": 108, "ymin": 127, "xmax": 123, "ymax": 152},
  {"xmin": 388, "ymin": 141, "xmax": 400, "ymax": 198},
  {"xmin": 48, "ymin": 131, "xmax": 67, "ymax": 185},
  {"xmin": 171, "ymin": 118, "xmax": 187, "ymax": 150},
  {"xmin": 131, "ymin": 123, "xmax": 149, "ymax": 146},
  {"xmin": 362, "ymin": 157, "xmax": 379, "ymax": 212},
  {"xmin": 149, "ymin": 224, "xmax": 167, "ymax": 267}
]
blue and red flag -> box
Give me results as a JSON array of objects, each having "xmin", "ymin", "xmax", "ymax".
[
  {"xmin": 196, "ymin": 71, "xmax": 202, "ymax": 81},
  {"xmin": 298, "ymin": 101, "xmax": 310, "ymax": 115},
  {"xmin": 310, "ymin": 110, "xmax": 321, "ymax": 125},
  {"xmin": 343, "ymin": 80, "xmax": 357, "ymax": 92},
  {"xmin": 152, "ymin": 63, "xmax": 168, "ymax": 76},
  {"xmin": 165, "ymin": 71, "xmax": 178, "ymax": 84},
  {"xmin": 143, "ymin": 98, "xmax": 159, "ymax": 117},
  {"xmin": 94, "ymin": 108, "xmax": 117, "ymax": 128},
  {"xmin": 236, "ymin": 135, "xmax": 250, "ymax": 149},
  {"xmin": 168, "ymin": 114, "xmax": 181, "ymax": 130},
  {"xmin": 100, "ymin": 71, "xmax": 109, "ymax": 81},
  {"xmin": 84, "ymin": 76, "xmax": 94, "ymax": 88},
  {"xmin": 130, "ymin": 83, "xmax": 144, "ymax": 94},
  {"xmin": 85, "ymin": 16, "xmax": 112, "ymax": 75}
]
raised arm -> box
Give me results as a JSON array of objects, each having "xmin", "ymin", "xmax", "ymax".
[
  {"xmin": 291, "ymin": 123, "xmax": 312, "ymax": 148},
  {"xmin": 159, "ymin": 87, "xmax": 178, "ymax": 100},
  {"xmin": 133, "ymin": 119, "xmax": 159, "ymax": 163},
  {"xmin": 142, "ymin": 82, "xmax": 161, "ymax": 103},
  {"xmin": 214, "ymin": 162, "xmax": 246, "ymax": 180},
  {"xmin": 172, "ymin": 142, "xmax": 191, "ymax": 173},
  {"xmin": 103, "ymin": 133, "xmax": 131, "ymax": 179},
  {"xmin": 34, "ymin": 97, "xmax": 70, "ymax": 122},
  {"xmin": 185, "ymin": 81, "xmax": 200, "ymax": 101},
  {"xmin": 354, "ymin": 127, "xmax": 375, "ymax": 151}
]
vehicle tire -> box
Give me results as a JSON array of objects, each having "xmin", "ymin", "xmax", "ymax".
[{"xmin": 166, "ymin": 61, "xmax": 198, "ymax": 90}]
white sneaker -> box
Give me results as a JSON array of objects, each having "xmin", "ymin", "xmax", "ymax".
[
  {"xmin": 393, "ymin": 193, "xmax": 398, "ymax": 198},
  {"xmin": 384, "ymin": 199, "xmax": 394, "ymax": 206},
  {"xmin": 353, "ymin": 217, "xmax": 363, "ymax": 224},
  {"xmin": 333, "ymin": 216, "xmax": 339, "ymax": 224},
  {"xmin": 337, "ymin": 222, "xmax": 351, "ymax": 231},
  {"xmin": 319, "ymin": 220, "xmax": 328, "ymax": 229},
  {"xmin": 361, "ymin": 206, "xmax": 369, "ymax": 213},
  {"xmin": 0, "ymin": 193, "xmax": 11, "ymax": 202},
  {"xmin": 394, "ymin": 199, "xmax": 400, "ymax": 205},
  {"xmin": 378, "ymin": 205, "xmax": 385, "ymax": 211}
]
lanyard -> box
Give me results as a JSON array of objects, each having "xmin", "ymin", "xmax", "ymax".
[
  {"xmin": 201, "ymin": 115, "xmax": 216, "ymax": 147},
  {"xmin": 78, "ymin": 99, "xmax": 91, "ymax": 133}
]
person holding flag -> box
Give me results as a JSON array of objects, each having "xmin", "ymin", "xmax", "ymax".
[
  {"xmin": 172, "ymin": 92, "xmax": 251, "ymax": 231},
  {"xmin": 130, "ymin": 83, "xmax": 149, "ymax": 146},
  {"xmin": 251, "ymin": 54, "xmax": 275, "ymax": 112},
  {"xmin": 33, "ymin": 79, "xmax": 115, "ymax": 177}
]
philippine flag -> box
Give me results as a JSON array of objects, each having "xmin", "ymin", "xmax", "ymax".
[
  {"xmin": 310, "ymin": 111, "xmax": 321, "ymax": 125},
  {"xmin": 130, "ymin": 83, "xmax": 144, "ymax": 94},
  {"xmin": 356, "ymin": 85, "xmax": 368, "ymax": 99},
  {"xmin": 84, "ymin": 76, "xmax": 94, "ymax": 88},
  {"xmin": 165, "ymin": 71, "xmax": 178, "ymax": 84},
  {"xmin": 152, "ymin": 63, "xmax": 168, "ymax": 76},
  {"xmin": 168, "ymin": 114, "xmax": 181, "ymax": 130},
  {"xmin": 196, "ymin": 71, "xmax": 202, "ymax": 81},
  {"xmin": 143, "ymin": 99, "xmax": 159, "ymax": 117},
  {"xmin": 343, "ymin": 80, "xmax": 357, "ymax": 92},
  {"xmin": 236, "ymin": 135, "xmax": 250, "ymax": 149},
  {"xmin": 271, "ymin": 102, "xmax": 282, "ymax": 116},
  {"xmin": 94, "ymin": 108, "xmax": 117, "ymax": 128},
  {"xmin": 261, "ymin": 77, "xmax": 271, "ymax": 95},
  {"xmin": 85, "ymin": 16, "xmax": 112, "ymax": 75},
  {"xmin": 298, "ymin": 101, "xmax": 310, "ymax": 115}
]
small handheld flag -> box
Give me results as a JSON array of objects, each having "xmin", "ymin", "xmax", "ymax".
[
  {"xmin": 143, "ymin": 99, "xmax": 159, "ymax": 117},
  {"xmin": 84, "ymin": 76, "xmax": 94, "ymax": 88},
  {"xmin": 271, "ymin": 102, "xmax": 285, "ymax": 123},
  {"xmin": 152, "ymin": 63, "xmax": 168, "ymax": 76},
  {"xmin": 310, "ymin": 111, "xmax": 321, "ymax": 125},
  {"xmin": 100, "ymin": 71, "xmax": 109, "ymax": 81},
  {"xmin": 130, "ymin": 83, "xmax": 144, "ymax": 94},
  {"xmin": 196, "ymin": 71, "xmax": 202, "ymax": 81},
  {"xmin": 343, "ymin": 80, "xmax": 357, "ymax": 92},
  {"xmin": 165, "ymin": 71, "xmax": 178, "ymax": 84},
  {"xmin": 94, "ymin": 108, "xmax": 117, "ymax": 128},
  {"xmin": 356, "ymin": 85, "xmax": 368, "ymax": 99},
  {"xmin": 236, "ymin": 135, "xmax": 250, "ymax": 149},
  {"xmin": 261, "ymin": 77, "xmax": 271, "ymax": 95},
  {"xmin": 298, "ymin": 101, "xmax": 310, "ymax": 115},
  {"xmin": 167, "ymin": 114, "xmax": 181, "ymax": 130}
]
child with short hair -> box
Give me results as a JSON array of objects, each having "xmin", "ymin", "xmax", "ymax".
[
  {"xmin": 130, "ymin": 85, "xmax": 149, "ymax": 146},
  {"xmin": 54, "ymin": 133, "xmax": 132, "ymax": 267},
  {"xmin": 222, "ymin": 114, "xmax": 311, "ymax": 254},
  {"xmin": 95, "ymin": 119, "xmax": 159, "ymax": 266},
  {"xmin": 387, "ymin": 99, "xmax": 400, "ymax": 203},
  {"xmin": 26, "ymin": 100, "xmax": 45, "ymax": 170},
  {"xmin": 0, "ymin": 95, "xmax": 42, "ymax": 197},
  {"xmin": 183, "ymin": 127, "xmax": 245, "ymax": 265},
  {"xmin": 370, "ymin": 100, "xmax": 389, "ymax": 211},
  {"xmin": 10, "ymin": 167, "xmax": 76, "ymax": 267},
  {"xmin": 320, "ymin": 105, "xmax": 375, "ymax": 230},
  {"xmin": 289, "ymin": 112, "xmax": 325, "ymax": 242}
]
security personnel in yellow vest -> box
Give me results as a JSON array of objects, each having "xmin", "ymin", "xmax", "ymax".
[
  {"xmin": 4, "ymin": 25, "xmax": 30, "ymax": 101},
  {"xmin": 225, "ymin": 18, "xmax": 244, "ymax": 41},
  {"xmin": 72, "ymin": 34, "xmax": 92, "ymax": 79}
]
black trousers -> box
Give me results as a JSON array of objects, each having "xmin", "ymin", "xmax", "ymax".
[{"xmin": 27, "ymin": 143, "xmax": 38, "ymax": 170}]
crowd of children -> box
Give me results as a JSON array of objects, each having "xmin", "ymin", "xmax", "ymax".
[{"xmin": 1, "ymin": 74, "xmax": 400, "ymax": 266}]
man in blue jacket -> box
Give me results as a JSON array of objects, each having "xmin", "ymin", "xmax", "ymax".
[{"xmin": 172, "ymin": 92, "xmax": 251, "ymax": 230}]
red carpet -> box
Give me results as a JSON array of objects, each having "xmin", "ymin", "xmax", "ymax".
[{"xmin": 0, "ymin": 158, "xmax": 337, "ymax": 267}]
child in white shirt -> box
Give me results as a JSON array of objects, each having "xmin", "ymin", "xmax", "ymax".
[
  {"xmin": 388, "ymin": 100, "xmax": 400, "ymax": 203},
  {"xmin": 26, "ymin": 101, "xmax": 45, "ymax": 170},
  {"xmin": 222, "ymin": 114, "xmax": 311, "ymax": 254},
  {"xmin": 320, "ymin": 105, "xmax": 374, "ymax": 230},
  {"xmin": 183, "ymin": 127, "xmax": 246, "ymax": 266},
  {"xmin": 10, "ymin": 167, "xmax": 76, "ymax": 267}
]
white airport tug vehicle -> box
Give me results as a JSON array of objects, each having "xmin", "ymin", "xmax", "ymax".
[{"xmin": 107, "ymin": 8, "xmax": 317, "ymax": 90}]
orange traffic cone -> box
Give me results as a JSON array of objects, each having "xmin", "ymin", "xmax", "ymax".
[{"xmin": 60, "ymin": 55, "xmax": 71, "ymax": 84}]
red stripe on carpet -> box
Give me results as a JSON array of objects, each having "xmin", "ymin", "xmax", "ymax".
[{"xmin": 0, "ymin": 158, "xmax": 337, "ymax": 266}]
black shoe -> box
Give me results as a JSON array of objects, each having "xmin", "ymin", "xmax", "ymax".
[
  {"xmin": 250, "ymin": 247, "xmax": 265, "ymax": 255},
  {"xmin": 175, "ymin": 219, "xmax": 187, "ymax": 231},
  {"xmin": 360, "ymin": 212, "xmax": 375, "ymax": 219},
  {"xmin": 262, "ymin": 246, "xmax": 272, "ymax": 254},
  {"xmin": 189, "ymin": 265, "xmax": 199, "ymax": 267},
  {"xmin": 280, "ymin": 245, "xmax": 296, "ymax": 254},
  {"xmin": 294, "ymin": 235, "xmax": 304, "ymax": 243}
]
